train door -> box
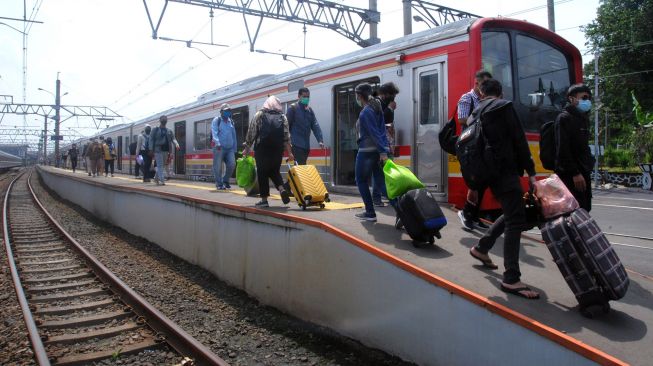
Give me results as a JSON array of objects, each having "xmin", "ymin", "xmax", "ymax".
[
  {"xmin": 174, "ymin": 121, "xmax": 186, "ymax": 175},
  {"xmin": 333, "ymin": 77, "xmax": 380, "ymax": 185},
  {"xmin": 413, "ymin": 63, "xmax": 446, "ymax": 192},
  {"xmin": 117, "ymin": 136, "xmax": 123, "ymax": 170}
]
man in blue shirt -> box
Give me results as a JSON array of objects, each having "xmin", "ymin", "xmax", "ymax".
[
  {"xmin": 286, "ymin": 87, "xmax": 324, "ymax": 165},
  {"xmin": 211, "ymin": 103, "xmax": 238, "ymax": 190}
]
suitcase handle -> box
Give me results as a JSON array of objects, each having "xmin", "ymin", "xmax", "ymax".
[{"xmin": 286, "ymin": 158, "xmax": 297, "ymax": 169}]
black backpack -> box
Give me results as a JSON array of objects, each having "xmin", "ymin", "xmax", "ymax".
[
  {"xmin": 129, "ymin": 142, "xmax": 137, "ymax": 155},
  {"xmin": 539, "ymin": 120, "xmax": 558, "ymax": 171},
  {"xmin": 455, "ymin": 106, "xmax": 498, "ymax": 190},
  {"xmin": 256, "ymin": 111, "xmax": 285, "ymax": 149}
]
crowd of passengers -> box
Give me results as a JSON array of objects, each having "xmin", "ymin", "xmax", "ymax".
[{"xmin": 59, "ymin": 74, "xmax": 595, "ymax": 300}]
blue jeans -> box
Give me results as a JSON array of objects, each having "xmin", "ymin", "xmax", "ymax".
[
  {"xmin": 154, "ymin": 152, "xmax": 166, "ymax": 183},
  {"xmin": 212, "ymin": 147, "xmax": 236, "ymax": 187},
  {"xmin": 355, "ymin": 151, "xmax": 386, "ymax": 215}
]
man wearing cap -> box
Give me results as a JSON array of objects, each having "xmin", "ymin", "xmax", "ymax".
[
  {"xmin": 211, "ymin": 104, "xmax": 238, "ymax": 190},
  {"xmin": 286, "ymin": 87, "xmax": 324, "ymax": 165}
]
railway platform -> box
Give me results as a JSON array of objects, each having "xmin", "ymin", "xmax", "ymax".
[{"xmin": 37, "ymin": 166, "xmax": 652, "ymax": 366}]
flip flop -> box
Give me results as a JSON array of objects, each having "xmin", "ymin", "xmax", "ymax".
[
  {"xmin": 500, "ymin": 284, "xmax": 540, "ymax": 300},
  {"xmin": 469, "ymin": 249, "xmax": 498, "ymax": 269}
]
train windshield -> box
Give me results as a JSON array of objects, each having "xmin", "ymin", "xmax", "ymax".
[{"xmin": 482, "ymin": 30, "xmax": 573, "ymax": 132}]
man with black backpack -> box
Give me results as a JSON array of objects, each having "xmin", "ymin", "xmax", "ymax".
[
  {"xmin": 149, "ymin": 115, "xmax": 176, "ymax": 186},
  {"xmin": 460, "ymin": 79, "xmax": 540, "ymax": 300},
  {"xmin": 456, "ymin": 70, "xmax": 492, "ymax": 231},
  {"xmin": 242, "ymin": 96, "xmax": 294, "ymax": 208}
]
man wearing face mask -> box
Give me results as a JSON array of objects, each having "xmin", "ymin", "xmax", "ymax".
[
  {"xmin": 554, "ymin": 84, "xmax": 595, "ymax": 211},
  {"xmin": 286, "ymin": 87, "xmax": 324, "ymax": 165},
  {"xmin": 211, "ymin": 103, "xmax": 238, "ymax": 190}
]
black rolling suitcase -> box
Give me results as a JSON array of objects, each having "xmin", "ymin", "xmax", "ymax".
[
  {"xmin": 541, "ymin": 208, "xmax": 629, "ymax": 318},
  {"xmin": 395, "ymin": 188, "xmax": 447, "ymax": 247}
]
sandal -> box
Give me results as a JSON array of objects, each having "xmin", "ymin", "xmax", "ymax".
[
  {"xmin": 469, "ymin": 248, "xmax": 498, "ymax": 269},
  {"xmin": 500, "ymin": 284, "xmax": 540, "ymax": 300}
]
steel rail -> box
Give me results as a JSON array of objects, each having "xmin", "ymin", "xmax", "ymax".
[
  {"xmin": 25, "ymin": 170, "xmax": 229, "ymax": 366},
  {"xmin": 3, "ymin": 171, "xmax": 52, "ymax": 365}
]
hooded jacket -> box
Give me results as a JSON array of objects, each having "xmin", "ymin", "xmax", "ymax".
[
  {"xmin": 356, "ymin": 98, "xmax": 389, "ymax": 153},
  {"xmin": 473, "ymin": 98, "xmax": 536, "ymax": 178},
  {"xmin": 555, "ymin": 104, "xmax": 595, "ymax": 176}
]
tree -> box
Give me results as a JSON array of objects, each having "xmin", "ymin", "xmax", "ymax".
[{"xmin": 583, "ymin": 0, "xmax": 653, "ymax": 147}]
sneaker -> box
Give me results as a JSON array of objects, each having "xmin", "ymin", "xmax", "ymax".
[
  {"xmin": 373, "ymin": 200, "xmax": 385, "ymax": 207},
  {"xmin": 224, "ymin": 183, "xmax": 231, "ymax": 189},
  {"xmin": 255, "ymin": 200, "xmax": 269, "ymax": 208},
  {"xmin": 355, "ymin": 212, "xmax": 377, "ymax": 222},
  {"xmin": 394, "ymin": 216, "xmax": 404, "ymax": 230},
  {"xmin": 280, "ymin": 190, "xmax": 291, "ymax": 204},
  {"xmin": 217, "ymin": 185, "xmax": 226, "ymax": 190},
  {"xmin": 476, "ymin": 220, "xmax": 489, "ymax": 230},
  {"xmin": 457, "ymin": 210, "xmax": 475, "ymax": 231},
  {"xmin": 154, "ymin": 177, "xmax": 160, "ymax": 184}
]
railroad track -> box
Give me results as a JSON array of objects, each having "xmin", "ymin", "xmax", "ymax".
[{"xmin": 3, "ymin": 171, "xmax": 228, "ymax": 366}]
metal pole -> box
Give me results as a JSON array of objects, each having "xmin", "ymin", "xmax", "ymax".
[
  {"xmin": 369, "ymin": 0, "xmax": 378, "ymax": 41},
  {"xmin": 604, "ymin": 111, "xmax": 608, "ymax": 156},
  {"xmin": 403, "ymin": 0, "xmax": 412, "ymax": 35},
  {"xmin": 547, "ymin": 0, "xmax": 555, "ymax": 32},
  {"xmin": 43, "ymin": 115, "xmax": 47, "ymax": 164},
  {"xmin": 54, "ymin": 76, "xmax": 61, "ymax": 167},
  {"xmin": 594, "ymin": 53, "xmax": 600, "ymax": 187}
]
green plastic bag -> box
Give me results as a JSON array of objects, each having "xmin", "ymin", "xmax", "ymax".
[
  {"xmin": 236, "ymin": 155, "xmax": 256, "ymax": 188},
  {"xmin": 383, "ymin": 159, "xmax": 424, "ymax": 199}
]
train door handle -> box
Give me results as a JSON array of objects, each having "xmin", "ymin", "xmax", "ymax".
[{"xmin": 416, "ymin": 142, "xmax": 424, "ymax": 145}]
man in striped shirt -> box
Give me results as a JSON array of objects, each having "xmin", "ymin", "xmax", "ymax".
[{"xmin": 457, "ymin": 70, "xmax": 492, "ymax": 231}]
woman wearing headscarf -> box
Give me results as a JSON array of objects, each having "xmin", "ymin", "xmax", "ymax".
[{"xmin": 242, "ymin": 96, "xmax": 294, "ymax": 207}]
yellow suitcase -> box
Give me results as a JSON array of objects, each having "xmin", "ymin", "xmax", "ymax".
[{"xmin": 287, "ymin": 162, "xmax": 330, "ymax": 210}]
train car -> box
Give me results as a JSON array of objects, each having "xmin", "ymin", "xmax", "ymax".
[
  {"xmin": 81, "ymin": 17, "xmax": 582, "ymax": 209},
  {"xmin": 0, "ymin": 150, "xmax": 24, "ymax": 169}
]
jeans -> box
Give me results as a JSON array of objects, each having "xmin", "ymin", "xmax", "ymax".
[
  {"xmin": 355, "ymin": 151, "xmax": 385, "ymax": 215},
  {"xmin": 292, "ymin": 146, "xmax": 310, "ymax": 165},
  {"xmin": 154, "ymin": 152, "xmax": 167, "ymax": 183},
  {"xmin": 255, "ymin": 146, "xmax": 284, "ymax": 198},
  {"xmin": 476, "ymin": 175, "xmax": 525, "ymax": 285},
  {"xmin": 71, "ymin": 158, "xmax": 77, "ymax": 172},
  {"xmin": 104, "ymin": 159, "xmax": 115, "ymax": 175},
  {"xmin": 212, "ymin": 147, "xmax": 236, "ymax": 187}
]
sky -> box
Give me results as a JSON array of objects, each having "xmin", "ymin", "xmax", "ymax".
[{"xmin": 0, "ymin": 0, "xmax": 600, "ymax": 151}]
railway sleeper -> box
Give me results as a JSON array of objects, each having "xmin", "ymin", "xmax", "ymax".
[
  {"xmin": 21, "ymin": 264, "xmax": 81, "ymax": 274},
  {"xmin": 39, "ymin": 309, "xmax": 132, "ymax": 329},
  {"xmin": 35, "ymin": 298, "xmax": 115, "ymax": 315},
  {"xmin": 23, "ymin": 271, "xmax": 93, "ymax": 284},
  {"xmin": 44, "ymin": 322, "xmax": 144, "ymax": 345},
  {"xmin": 27, "ymin": 279, "xmax": 99, "ymax": 292},
  {"xmin": 51, "ymin": 338, "xmax": 162, "ymax": 366},
  {"xmin": 15, "ymin": 245, "xmax": 67, "ymax": 254},
  {"xmin": 30, "ymin": 287, "xmax": 110, "ymax": 303}
]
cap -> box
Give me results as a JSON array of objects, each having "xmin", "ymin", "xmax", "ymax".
[
  {"xmin": 220, "ymin": 103, "xmax": 231, "ymax": 111},
  {"xmin": 355, "ymin": 83, "xmax": 373, "ymax": 97}
]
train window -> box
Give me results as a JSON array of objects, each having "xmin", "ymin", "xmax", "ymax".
[
  {"xmin": 516, "ymin": 35, "xmax": 570, "ymax": 111},
  {"xmin": 194, "ymin": 118, "xmax": 212, "ymax": 151},
  {"xmin": 230, "ymin": 106, "xmax": 249, "ymax": 150},
  {"xmin": 481, "ymin": 31, "xmax": 514, "ymax": 100},
  {"xmin": 419, "ymin": 72, "xmax": 439, "ymax": 125}
]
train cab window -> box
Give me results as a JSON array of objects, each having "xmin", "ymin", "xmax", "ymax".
[
  {"xmin": 194, "ymin": 118, "xmax": 212, "ymax": 151},
  {"xmin": 516, "ymin": 35, "xmax": 570, "ymax": 112},
  {"xmin": 230, "ymin": 106, "xmax": 249, "ymax": 149},
  {"xmin": 481, "ymin": 31, "xmax": 514, "ymax": 100},
  {"xmin": 419, "ymin": 72, "xmax": 440, "ymax": 125}
]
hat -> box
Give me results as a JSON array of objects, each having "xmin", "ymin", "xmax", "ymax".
[
  {"xmin": 355, "ymin": 83, "xmax": 373, "ymax": 97},
  {"xmin": 220, "ymin": 103, "xmax": 231, "ymax": 111}
]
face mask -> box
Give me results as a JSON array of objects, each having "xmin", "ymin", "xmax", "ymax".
[
  {"xmin": 222, "ymin": 111, "xmax": 232, "ymax": 119},
  {"xmin": 577, "ymin": 99, "xmax": 592, "ymax": 112},
  {"xmin": 300, "ymin": 97, "xmax": 310, "ymax": 105}
]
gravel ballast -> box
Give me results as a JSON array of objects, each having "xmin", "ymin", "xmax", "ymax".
[{"xmin": 31, "ymin": 173, "xmax": 414, "ymax": 366}]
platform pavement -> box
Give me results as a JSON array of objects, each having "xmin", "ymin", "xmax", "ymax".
[{"xmin": 45, "ymin": 167, "xmax": 652, "ymax": 365}]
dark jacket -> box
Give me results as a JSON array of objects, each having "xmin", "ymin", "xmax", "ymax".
[
  {"xmin": 555, "ymin": 104, "xmax": 595, "ymax": 176},
  {"xmin": 356, "ymin": 98, "xmax": 389, "ymax": 153},
  {"xmin": 474, "ymin": 98, "xmax": 536, "ymax": 178},
  {"xmin": 287, "ymin": 103, "xmax": 323, "ymax": 150}
]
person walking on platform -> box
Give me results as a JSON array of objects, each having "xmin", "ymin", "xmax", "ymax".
[
  {"xmin": 372, "ymin": 82, "xmax": 400, "ymax": 207},
  {"xmin": 211, "ymin": 103, "xmax": 238, "ymax": 190},
  {"xmin": 103, "ymin": 137, "xmax": 116, "ymax": 177},
  {"xmin": 82, "ymin": 139, "xmax": 91, "ymax": 175},
  {"xmin": 554, "ymin": 84, "xmax": 595, "ymax": 212},
  {"xmin": 150, "ymin": 115, "xmax": 176, "ymax": 186},
  {"xmin": 466, "ymin": 79, "xmax": 539, "ymax": 300},
  {"xmin": 353, "ymin": 82, "xmax": 390, "ymax": 222},
  {"xmin": 242, "ymin": 95, "xmax": 294, "ymax": 208},
  {"xmin": 62, "ymin": 152, "xmax": 68, "ymax": 169},
  {"xmin": 68, "ymin": 144, "xmax": 79, "ymax": 173},
  {"xmin": 137, "ymin": 125, "xmax": 153, "ymax": 182},
  {"xmin": 88, "ymin": 137, "xmax": 104, "ymax": 177},
  {"xmin": 286, "ymin": 87, "xmax": 324, "ymax": 165},
  {"xmin": 457, "ymin": 70, "xmax": 493, "ymax": 231}
]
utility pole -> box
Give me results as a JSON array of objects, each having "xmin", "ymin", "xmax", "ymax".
[
  {"xmin": 594, "ymin": 53, "xmax": 600, "ymax": 187},
  {"xmin": 43, "ymin": 114, "xmax": 47, "ymax": 164},
  {"xmin": 547, "ymin": 0, "xmax": 555, "ymax": 31},
  {"xmin": 403, "ymin": 0, "xmax": 412, "ymax": 35},
  {"xmin": 369, "ymin": 0, "xmax": 378, "ymax": 43},
  {"xmin": 54, "ymin": 76, "xmax": 61, "ymax": 167}
]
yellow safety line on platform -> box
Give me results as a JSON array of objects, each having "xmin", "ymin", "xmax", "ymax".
[{"xmin": 104, "ymin": 174, "xmax": 364, "ymax": 210}]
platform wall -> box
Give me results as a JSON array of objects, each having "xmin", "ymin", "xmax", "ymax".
[{"xmin": 38, "ymin": 168, "xmax": 601, "ymax": 366}]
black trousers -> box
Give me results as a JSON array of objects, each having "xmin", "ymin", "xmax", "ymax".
[
  {"xmin": 291, "ymin": 146, "xmax": 310, "ymax": 165},
  {"xmin": 475, "ymin": 175, "xmax": 526, "ymax": 285},
  {"xmin": 70, "ymin": 158, "xmax": 78, "ymax": 172},
  {"xmin": 255, "ymin": 146, "xmax": 284, "ymax": 198},
  {"xmin": 104, "ymin": 159, "xmax": 115, "ymax": 175},
  {"xmin": 558, "ymin": 172, "xmax": 592, "ymax": 212},
  {"xmin": 142, "ymin": 151, "xmax": 153, "ymax": 180}
]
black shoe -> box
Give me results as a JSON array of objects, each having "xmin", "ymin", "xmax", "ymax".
[
  {"xmin": 280, "ymin": 190, "xmax": 291, "ymax": 204},
  {"xmin": 457, "ymin": 210, "xmax": 475, "ymax": 231},
  {"xmin": 476, "ymin": 220, "xmax": 489, "ymax": 230}
]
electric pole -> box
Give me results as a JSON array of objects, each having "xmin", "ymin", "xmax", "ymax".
[
  {"xmin": 547, "ymin": 0, "xmax": 555, "ymax": 31},
  {"xmin": 54, "ymin": 76, "xmax": 61, "ymax": 167},
  {"xmin": 594, "ymin": 53, "xmax": 600, "ymax": 187},
  {"xmin": 403, "ymin": 0, "xmax": 412, "ymax": 35}
]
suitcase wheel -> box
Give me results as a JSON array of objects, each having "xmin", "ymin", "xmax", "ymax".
[
  {"xmin": 434, "ymin": 231, "xmax": 441, "ymax": 240},
  {"xmin": 319, "ymin": 203, "xmax": 325, "ymax": 209},
  {"xmin": 580, "ymin": 303, "xmax": 610, "ymax": 319},
  {"xmin": 301, "ymin": 205, "xmax": 307, "ymax": 211},
  {"xmin": 428, "ymin": 236, "xmax": 435, "ymax": 244}
]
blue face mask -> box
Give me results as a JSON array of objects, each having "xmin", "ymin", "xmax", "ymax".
[
  {"xmin": 577, "ymin": 99, "xmax": 592, "ymax": 113},
  {"xmin": 222, "ymin": 111, "xmax": 232, "ymax": 119}
]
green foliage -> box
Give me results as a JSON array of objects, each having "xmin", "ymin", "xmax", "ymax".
[
  {"xmin": 629, "ymin": 92, "xmax": 653, "ymax": 162},
  {"xmin": 632, "ymin": 91, "xmax": 653, "ymax": 126},
  {"xmin": 604, "ymin": 147, "xmax": 636, "ymax": 168},
  {"xmin": 583, "ymin": 0, "xmax": 653, "ymax": 146}
]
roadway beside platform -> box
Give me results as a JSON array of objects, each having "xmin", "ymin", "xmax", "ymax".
[{"xmin": 39, "ymin": 166, "xmax": 652, "ymax": 366}]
